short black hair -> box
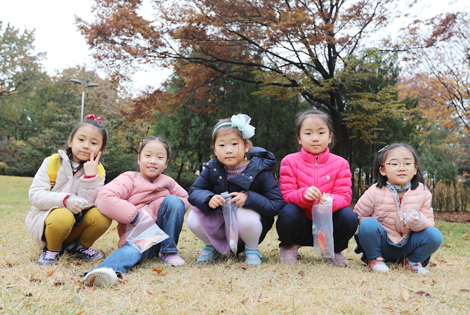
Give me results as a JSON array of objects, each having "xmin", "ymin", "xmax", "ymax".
[
  {"xmin": 138, "ymin": 136, "xmax": 171, "ymax": 162},
  {"xmin": 63, "ymin": 119, "xmax": 107, "ymax": 162}
]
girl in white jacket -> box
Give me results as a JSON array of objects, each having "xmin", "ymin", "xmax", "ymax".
[{"xmin": 26, "ymin": 114, "xmax": 111, "ymax": 265}]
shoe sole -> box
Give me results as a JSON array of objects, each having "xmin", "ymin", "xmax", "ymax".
[{"xmin": 83, "ymin": 271, "xmax": 116, "ymax": 288}]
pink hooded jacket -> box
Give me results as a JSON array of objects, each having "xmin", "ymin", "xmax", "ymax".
[
  {"xmin": 354, "ymin": 183, "xmax": 435, "ymax": 244},
  {"xmin": 95, "ymin": 172, "xmax": 190, "ymax": 248},
  {"xmin": 279, "ymin": 147, "xmax": 352, "ymax": 219}
]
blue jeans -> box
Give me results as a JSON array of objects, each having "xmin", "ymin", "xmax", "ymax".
[
  {"xmin": 85, "ymin": 195, "xmax": 185, "ymax": 276},
  {"xmin": 354, "ymin": 217, "xmax": 443, "ymax": 266}
]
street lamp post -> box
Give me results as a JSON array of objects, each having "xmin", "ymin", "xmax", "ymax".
[{"xmin": 70, "ymin": 79, "xmax": 99, "ymax": 122}]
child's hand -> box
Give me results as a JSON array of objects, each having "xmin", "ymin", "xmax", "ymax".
[
  {"xmin": 404, "ymin": 209, "xmax": 421, "ymax": 228},
  {"xmin": 83, "ymin": 151, "xmax": 102, "ymax": 176},
  {"xmin": 304, "ymin": 186, "xmax": 322, "ymax": 201},
  {"xmin": 209, "ymin": 195, "xmax": 226, "ymax": 209},
  {"xmin": 66, "ymin": 196, "xmax": 87, "ymax": 214},
  {"xmin": 228, "ymin": 192, "xmax": 248, "ymax": 207},
  {"xmin": 319, "ymin": 193, "xmax": 332, "ymax": 204}
]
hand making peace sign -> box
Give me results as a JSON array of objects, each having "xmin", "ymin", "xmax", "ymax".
[{"xmin": 83, "ymin": 150, "xmax": 102, "ymax": 176}]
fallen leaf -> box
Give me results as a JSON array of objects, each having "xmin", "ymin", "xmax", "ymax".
[
  {"xmin": 117, "ymin": 279, "xmax": 127, "ymax": 284},
  {"xmin": 152, "ymin": 268, "xmax": 164, "ymax": 274},
  {"xmin": 432, "ymin": 279, "xmax": 437, "ymax": 285},
  {"xmin": 46, "ymin": 269, "xmax": 55, "ymax": 277},
  {"xmin": 54, "ymin": 281, "xmax": 66, "ymax": 287},
  {"xmin": 6, "ymin": 284, "xmax": 19, "ymax": 289},
  {"xmin": 122, "ymin": 274, "xmax": 130, "ymax": 282},
  {"xmin": 415, "ymin": 291, "xmax": 432, "ymax": 298},
  {"xmin": 364, "ymin": 290, "xmax": 371, "ymax": 297},
  {"xmin": 446, "ymin": 261, "xmax": 464, "ymax": 266},
  {"xmin": 147, "ymin": 291, "xmax": 153, "ymax": 295},
  {"xmin": 263, "ymin": 266, "xmax": 277, "ymax": 272},
  {"xmin": 75, "ymin": 312, "xmax": 84, "ymax": 315},
  {"xmin": 237, "ymin": 265, "xmax": 247, "ymax": 270},
  {"xmin": 159, "ymin": 271, "xmax": 168, "ymax": 276},
  {"xmin": 25, "ymin": 293, "xmax": 33, "ymax": 297},
  {"xmin": 29, "ymin": 278, "xmax": 41, "ymax": 283},
  {"xmin": 88, "ymin": 277, "xmax": 96, "ymax": 285},
  {"xmin": 6, "ymin": 262, "xmax": 12, "ymax": 268},
  {"xmin": 460, "ymin": 289, "xmax": 470, "ymax": 293},
  {"xmin": 299, "ymin": 270, "xmax": 305, "ymax": 277},
  {"xmin": 401, "ymin": 289, "xmax": 410, "ymax": 301},
  {"xmin": 73, "ymin": 262, "xmax": 82, "ymax": 266},
  {"xmin": 428, "ymin": 263, "xmax": 437, "ymax": 267}
]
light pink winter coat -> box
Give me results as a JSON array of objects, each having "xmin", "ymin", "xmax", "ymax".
[
  {"xmin": 279, "ymin": 147, "xmax": 352, "ymax": 219},
  {"xmin": 95, "ymin": 171, "xmax": 190, "ymax": 248},
  {"xmin": 26, "ymin": 150, "xmax": 105, "ymax": 249},
  {"xmin": 353, "ymin": 183, "xmax": 435, "ymax": 244}
]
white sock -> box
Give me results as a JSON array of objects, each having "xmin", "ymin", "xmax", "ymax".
[
  {"xmin": 187, "ymin": 210, "xmax": 212, "ymax": 246},
  {"xmin": 236, "ymin": 208, "xmax": 262, "ymax": 250}
]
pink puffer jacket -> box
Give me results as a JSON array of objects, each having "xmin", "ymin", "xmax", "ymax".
[
  {"xmin": 354, "ymin": 183, "xmax": 435, "ymax": 244},
  {"xmin": 279, "ymin": 147, "xmax": 352, "ymax": 219},
  {"xmin": 95, "ymin": 172, "xmax": 190, "ymax": 248}
]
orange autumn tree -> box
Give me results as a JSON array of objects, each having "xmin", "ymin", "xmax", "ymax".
[
  {"xmin": 399, "ymin": 12, "xmax": 470, "ymax": 131},
  {"xmin": 77, "ymin": 0, "xmax": 423, "ymax": 158}
]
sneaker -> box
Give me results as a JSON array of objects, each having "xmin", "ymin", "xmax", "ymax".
[
  {"xmin": 159, "ymin": 252, "xmax": 185, "ymax": 266},
  {"xmin": 245, "ymin": 249, "xmax": 263, "ymax": 265},
  {"xmin": 280, "ymin": 245, "xmax": 299, "ymax": 263},
  {"xmin": 368, "ymin": 257, "xmax": 390, "ymax": 273},
  {"xmin": 402, "ymin": 259, "xmax": 430, "ymax": 274},
  {"xmin": 197, "ymin": 245, "xmax": 221, "ymax": 263},
  {"xmin": 66, "ymin": 241, "xmax": 103, "ymax": 261},
  {"xmin": 38, "ymin": 247, "xmax": 62, "ymax": 266},
  {"xmin": 83, "ymin": 268, "xmax": 117, "ymax": 288},
  {"xmin": 334, "ymin": 252, "xmax": 350, "ymax": 267}
]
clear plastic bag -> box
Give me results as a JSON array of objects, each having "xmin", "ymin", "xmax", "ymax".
[
  {"xmin": 221, "ymin": 192, "xmax": 239, "ymax": 254},
  {"xmin": 311, "ymin": 196, "xmax": 336, "ymax": 265},
  {"xmin": 126, "ymin": 211, "xmax": 169, "ymax": 253}
]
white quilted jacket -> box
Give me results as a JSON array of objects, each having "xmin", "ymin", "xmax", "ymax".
[{"xmin": 25, "ymin": 150, "xmax": 105, "ymax": 249}]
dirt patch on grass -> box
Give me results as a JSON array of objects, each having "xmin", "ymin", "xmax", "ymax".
[{"xmin": 434, "ymin": 211, "xmax": 470, "ymax": 223}]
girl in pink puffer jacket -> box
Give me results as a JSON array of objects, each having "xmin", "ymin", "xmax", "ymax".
[
  {"xmin": 354, "ymin": 143, "xmax": 442, "ymax": 274},
  {"xmin": 277, "ymin": 109, "xmax": 358, "ymax": 266}
]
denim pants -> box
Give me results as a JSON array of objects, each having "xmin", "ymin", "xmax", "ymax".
[
  {"xmin": 354, "ymin": 217, "xmax": 443, "ymax": 266},
  {"xmin": 85, "ymin": 195, "xmax": 185, "ymax": 276},
  {"xmin": 276, "ymin": 203, "xmax": 359, "ymax": 252}
]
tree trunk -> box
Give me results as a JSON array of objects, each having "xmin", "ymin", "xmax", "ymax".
[{"xmin": 176, "ymin": 162, "xmax": 184, "ymax": 183}]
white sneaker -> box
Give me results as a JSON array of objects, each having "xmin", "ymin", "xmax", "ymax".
[
  {"xmin": 368, "ymin": 257, "xmax": 390, "ymax": 273},
  {"xmin": 83, "ymin": 268, "xmax": 117, "ymax": 288},
  {"xmin": 402, "ymin": 259, "xmax": 430, "ymax": 274}
]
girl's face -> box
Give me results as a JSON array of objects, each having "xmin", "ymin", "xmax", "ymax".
[
  {"xmin": 297, "ymin": 116, "xmax": 332, "ymax": 155},
  {"xmin": 138, "ymin": 141, "xmax": 168, "ymax": 179},
  {"xmin": 213, "ymin": 131, "xmax": 248, "ymax": 168},
  {"xmin": 380, "ymin": 147, "xmax": 417, "ymax": 187},
  {"xmin": 68, "ymin": 124, "xmax": 104, "ymax": 163}
]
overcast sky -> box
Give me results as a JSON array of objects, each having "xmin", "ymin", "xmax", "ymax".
[{"xmin": 1, "ymin": 0, "xmax": 468, "ymax": 94}]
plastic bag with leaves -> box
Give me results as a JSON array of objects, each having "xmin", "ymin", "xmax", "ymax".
[
  {"xmin": 126, "ymin": 211, "xmax": 169, "ymax": 253},
  {"xmin": 312, "ymin": 196, "xmax": 337, "ymax": 265},
  {"xmin": 221, "ymin": 192, "xmax": 239, "ymax": 254}
]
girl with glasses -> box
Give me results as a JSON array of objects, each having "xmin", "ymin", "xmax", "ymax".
[{"xmin": 353, "ymin": 143, "xmax": 442, "ymax": 274}]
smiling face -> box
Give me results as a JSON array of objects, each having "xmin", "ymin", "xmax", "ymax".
[
  {"xmin": 213, "ymin": 131, "xmax": 248, "ymax": 168},
  {"xmin": 138, "ymin": 140, "xmax": 168, "ymax": 179},
  {"xmin": 297, "ymin": 116, "xmax": 333, "ymax": 155},
  {"xmin": 380, "ymin": 147, "xmax": 417, "ymax": 187},
  {"xmin": 68, "ymin": 124, "xmax": 104, "ymax": 163}
]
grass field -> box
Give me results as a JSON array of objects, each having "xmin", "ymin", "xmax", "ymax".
[{"xmin": 1, "ymin": 175, "xmax": 470, "ymax": 314}]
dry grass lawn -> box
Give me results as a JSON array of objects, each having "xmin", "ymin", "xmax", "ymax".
[{"xmin": 1, "ymin": 175, "xmax": 470, "ymax": 314}]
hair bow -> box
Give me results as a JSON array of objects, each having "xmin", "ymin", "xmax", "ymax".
[
  {"xmin": 212, "ymin": 114, "xmax": 255, "ymax": 139},
  {"xmin": 85, "ymin": 113, "xmax": 103, "ymax": 124},
  {"xmin": 230, "ymin": 114, "xmax": 255, "ymax": 139}
]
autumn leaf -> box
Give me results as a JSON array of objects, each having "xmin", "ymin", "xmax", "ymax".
[
  {"xmin": 88, "ymin": 277, "xmax": 96, "ymax": 285},
  {"xmin": 75, "ymin": 312, "xmax": 84, "ymax": 315},
  {"xmin": 415, "ymin": 291, "xmax": 432, "ymax": 298},
  {"xmin": 121, "ymin": 274, "xmax": 130, "ymax": 282},
  {"xmin": 401, "ymin": 289, "xmax": 410, "ymax": 301},
  {"xmin": 299, "ymin": 271, "xmax": 305, "ymax": 278},
  {"xmin": 46, "ymin": 269, "xmax": 55, "ymax": 277},
  {"xmin": 263, "ymin": 266, "xmax": 277, "ymax": 272},
  {"xmin": 152, "ymin": 268, "xmax": 164, "ymax": 274},
  {"xmin": 29, "ymin": 278, "xmax": 41, "ymax": 283},
  {"xmin": 54, "ymin": 281, "xmax": 66, "ymax": 287}
]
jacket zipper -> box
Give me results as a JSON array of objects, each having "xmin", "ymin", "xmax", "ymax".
[
  {"xmin": 314, "ymin": 157, "xmax": 318, "ymax": 187},
  {"xmin": 396, "ymin": 195, "xmax": 405, "ymax": 235}
]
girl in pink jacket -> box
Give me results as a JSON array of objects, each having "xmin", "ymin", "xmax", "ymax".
[
  {"xmin": 82, "ymin": 137, "xmax": 190, "ymax": 288},
  {"xmin": 277, "ymin": 109, "xmax": 358, "ymax": 266},
  {"xmin": 354, "ymin": 143, "xmax": 442, "ymax": 274}
]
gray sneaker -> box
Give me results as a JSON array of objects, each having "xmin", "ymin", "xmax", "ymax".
[
  {"xmin": 37, "ymin": 247, "xmax": 62, "ymax": 265},
  {"xmin": 67, "ymin": 241, "xmax": 103, "ymax": 261}
]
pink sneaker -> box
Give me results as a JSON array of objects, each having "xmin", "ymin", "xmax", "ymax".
[
  {"xmin": 159, "ymin": 252, "xmax": 185, "ymax": 266},
  {"xmin": 280, "ymin": 245, "xmax": 299, "ymax": 263}
]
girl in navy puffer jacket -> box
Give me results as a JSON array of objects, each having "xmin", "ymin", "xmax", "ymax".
[{"xmin": 188, "ymin": 114, "xmax": 285, "ymax": 265}]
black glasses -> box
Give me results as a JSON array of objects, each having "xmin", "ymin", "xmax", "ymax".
[{"xmin": 381, "ymin": 162, "xmax": 416, "ymax": 170}]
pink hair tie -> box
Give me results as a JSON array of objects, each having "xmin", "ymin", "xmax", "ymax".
[{"xmin": 85, "ymin": 113, "xmax": 103, "ymax": 124}]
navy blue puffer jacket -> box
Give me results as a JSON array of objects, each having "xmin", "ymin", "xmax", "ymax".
[{"xmin": 188, "ymin": 147, "xmax": 285, "ymax": 217}]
